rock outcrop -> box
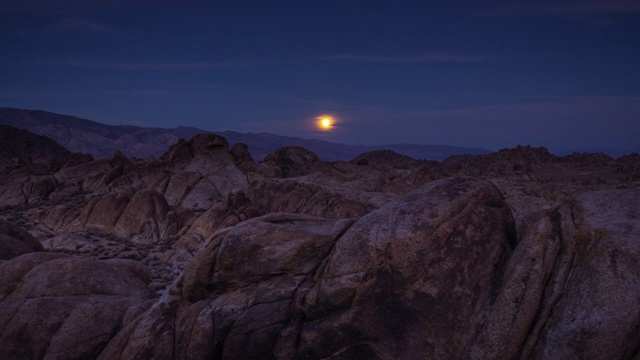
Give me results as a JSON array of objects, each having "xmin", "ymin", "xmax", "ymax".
[
  {"xmin": 0, "ymin": 219, "xmax": 43, "ymax": 259},
  {"xmin": 0, "ymin": 253, "xmax": 156, "ymax": 360},
  {"xmin": 1, "ymin": 127, "xmax": 639, "ymax": 359},
  {"xmin": 293, "ymin": 177, "xmax": 516, "ymax": 359},
  {"xmin": 0, "ymin": 125, "xmax": 71, "ymax": 172},
  {"xmin": 263, "ymin": 145, "xmax": 332, "ymax": 178},
  {"xmin": 94, "ymin": 178, "xmax": 516, "ymax": 358}
]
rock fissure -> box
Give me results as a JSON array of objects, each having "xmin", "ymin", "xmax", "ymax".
[{"xmin": 518, "ymin": 211, "xmax": 577, "ymax": 359}]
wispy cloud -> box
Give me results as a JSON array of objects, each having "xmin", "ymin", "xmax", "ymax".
[
  {"xmin": 320, "ymin": 53, "xmax": 494, "ymax": 63},
  {"xmin": 0, "ymin": 90, "xmax": 67, "ymax": 100},
  {"xmin": 176, "ymin": 84, "xmax": 259, "ymax": 90},
  {"xmin": 32, "ymin": 59, "xmax": 269, "ymax": 70},
  {"xmin": 34, "ymin": 51, "xmax": 494, "ymax": 70},
  {"xmin": 52, "ymin": 18, "xmax": 116, "ymax": 34},
  {"xmin": 104, "ymin": 89, "xmax": 168, "ymax": 96}
]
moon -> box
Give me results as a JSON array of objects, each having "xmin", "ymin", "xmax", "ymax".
[{"xmin": 317, "ymin": 115, "xmax": 334, "ymax": 131}]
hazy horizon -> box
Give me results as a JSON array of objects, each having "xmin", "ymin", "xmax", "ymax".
[{"xmin": 1, "ymin": 1, "xmax": 639, "ymax": 152}]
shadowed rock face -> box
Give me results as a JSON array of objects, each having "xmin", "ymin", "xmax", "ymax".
[
  {"xmin": 294, "ymin": 177, "xmax": 516, "ymax": 359},
  {"xmin": 526, "ymin": 189, "xmax": 640, "ymax": 359},
  {"xmin": 0, "ymin": 125, "xmax": 71, "ymax": 172},
  {"xmin": 0, "ymin": 128, "xmax": 639, "ymax": 359},
  {"xmin": 95, "ymin": 178, "xmax": 517, "ymax": 359},
  {"xmin": 263, "ymin": 145, "xmax": 331, "ymax": 178},
  {"xmin": 0, "ymin": 219, "xmax": 43, "ymax": 259},
  {"xmin": 0, "ymin": 253, "xmax": 156, "ymax": 360}
]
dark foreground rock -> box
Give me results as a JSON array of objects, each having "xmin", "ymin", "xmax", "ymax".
[
  {"xmin": 95, "ymin": 177, "xmax": 517, "ymax": 359},
  {"xmin": 1, "ymin": 126, "xmax": 639, "ymax": 359},
  {"xmin": 0, "ymin": 253, "xmax": 156, "ymax": 360},
  {"xmin": 0, "ymin": 219, "xmax": 43, "ymax": 260}
]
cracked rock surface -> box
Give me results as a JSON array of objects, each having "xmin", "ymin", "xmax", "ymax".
[{"xmin": 1, "ymin": 128, "xmax": 639, "ymax": 359}]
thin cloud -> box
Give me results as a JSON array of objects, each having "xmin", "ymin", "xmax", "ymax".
[
  {"xmin": 0, "ymin": 90, "xmax": 70, "ymax": 100},
  {"xmin": 321, "ymin": 53, "xmax": 494, "ymax": 63},
  {"xmin": 52, "ymin": 18, "xmax": 117, "ymax": 34},
  {"xmin": 105, "ymin": 89, "xmax": 168, "ymax": 96},
  {"xmin": 32, "ymin": 59, "xmax": 270, "ymax": 70},
  {"xmin": 33, "ymin": 52, "xmax": 493, "ymax": 70},
  {"xmin": 177, "ymin": 84, "xmax": 259, "ymax": 90}
]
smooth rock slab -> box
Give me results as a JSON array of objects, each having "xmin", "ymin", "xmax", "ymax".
[{"xmin": 0, "ymin": 253, "xmax": 156, "ymax": 360}]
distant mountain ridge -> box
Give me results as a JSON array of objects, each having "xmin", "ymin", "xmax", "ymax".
[{"xmin": 0, "ymin": 107, "xmax": 491, "ymax": 161}]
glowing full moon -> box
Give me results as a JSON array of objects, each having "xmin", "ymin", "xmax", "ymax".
[{"xmin": 317, "ymin": 115, "xmax": 334, "ymax": 130}]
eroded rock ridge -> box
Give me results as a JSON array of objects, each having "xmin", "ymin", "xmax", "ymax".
[{"xmin": 1, "ymin": 128, "xmax": 639, "ymax": 359}]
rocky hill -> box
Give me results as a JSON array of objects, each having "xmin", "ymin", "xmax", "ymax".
[
  {"xmin": 0, "ymin": 107, "xmax": 490, "ymax": 161},
  {"xmin": 0, "ymin": 125, "xmax": 72, "ymax": 172},
  {"xmin": 0, "ymin": 129, "xmax": 639, "ymax": 359}
]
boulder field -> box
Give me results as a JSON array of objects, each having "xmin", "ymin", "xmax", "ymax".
[{"xmin": 0, "ymin": 130, "xmax": 639, "ymax": 359}]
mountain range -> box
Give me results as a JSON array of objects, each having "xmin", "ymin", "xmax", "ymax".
[{"xmin": 0, "ymin": 107, "xmax": 491, "ymax": 161}]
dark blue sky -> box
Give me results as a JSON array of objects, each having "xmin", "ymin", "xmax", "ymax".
[{"xmin": 1, "ymin": 0, "xmax": 639, "ymax": 151}]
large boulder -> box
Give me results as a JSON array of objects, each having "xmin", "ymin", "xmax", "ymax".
[
  {"xmin": 63, "ymin": 189, "xmax": 176, "ymax": 243},
  {"xmin": 98, "ymin": 177, "xmax": 517, "ymax": 359},
  {"xmin": 0, "ymin": 253, "xmax": 156, "ymax": 360},
  {"xmin": 466, "ymin": 205, "xmax": 576, "ymax": 359},
  {"xmin": 68, "ymin": 191, "xmax": 132, "ymax": 235},
  {"xmin": 163, "ymin": 172, "xmax": 221, "ymax": 211},
  {"xmin": 349, "ymin": 149, "xmax": 424, "ymax": 169},
  {"xmin": 263, "ymin": 145, "xmax": 331, "ymax": 178},
  {"xmin": 99, "ymin": 213, "xmax": 353, "ymax": 359},
  {"xmin": 113, "ymin": 190, "xmax": 174, "ymax": 243},
  {"xmin": 248, "ymin": 178, "xmax": 372, "ymax": 219},
  {"xmin": 293, "ymin": 177, "xmax": 516, "ymax": 359},
  {"xmin": 526, "ymin": 189, "xmax": 640, "ymax": 359}
]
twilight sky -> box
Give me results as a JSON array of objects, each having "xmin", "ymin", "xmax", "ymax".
[{"xmin": 1, "ymin": 0, "xmax": 639, "ymax": 152}]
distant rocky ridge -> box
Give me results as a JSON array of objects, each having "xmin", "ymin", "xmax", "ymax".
[
  {"xmin": 0, "ymin": 125, "xmax": 72, "ymax": 172},
  {"xmin": 0, "ymin": 107, "xmax": 490, "ymax": 161},
  {"xmin": 1, "ymin": 126, "xmax": 639, "ymax": 358}
]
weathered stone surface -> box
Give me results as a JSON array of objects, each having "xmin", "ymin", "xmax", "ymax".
[
  {"xmin": 183, "ymin": 212, "xmax": 353, "ymax": 301},
  {"xmin": 96, "ymin": 296, "xmax": 178, "ymax": 360},
  {"xmin": 54, "ymin": 158, "xmax": 114, "ymax": 189},
  {"xmin": 350, "ymin": 149, "xmax": 425, "ymax": 169},
  {"xmin": 526, "ymin": 189, "xmax": 640, "ymax": 359},
  {"xmin": 230, "ymin": 142, "xmax": 254, "ymax": 164},
  {"xmin": 161, "ymin": 171, "xmax": 222, "ymax": 210},
  {"xmin": 68, "ymin": 191, "xmax": 131, "ymax": 235},
  {"xmin": 32, "ymin": 204, "xmax": 83, "ymax": 232},
  {"xmin": 100, "ymin": 213, "xmax": 353, "ymax": 359},
  {"xmin": 467, "ymin": 206, "xmax": 575, "ymax": 359},
  {"xmin": 2, "ymin": 127, "xmax": 640, "ymax": 359},
  {"xmin": 186, "ymin": 190, "xmax": 258, "ymax": 238},
  {"xmin": 40, "ymin": 233, "xmax": 98, "ymax": 253},
  {"xmin": 248, "ymin": 178, "xmax": 372, "ymax": 219},
  {"xmin": 0, "ymin": 253, "xmax": 156, "ymax": 360},
  {"xmin": 24, "ymin": 175, "xmax": 58, "ymax": 205},
  {"xmin": 294, "ymin": 177, "xmax": 516, "ymax": 359},
  {"xmin": 0, "ymin": 174, "xmax": 59, "ymax": 209},
  {"xmin": 0, "ymin": 220, "xmax": 43, "ymax": 259},
  {"xmin": 263, "ymin": 145, "xmax": 331, "ymax": 178},
  {"xmin": 113, "ymin": 189, "xmax": 173, "ymax": 243}
]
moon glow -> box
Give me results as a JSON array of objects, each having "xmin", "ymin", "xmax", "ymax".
[{"xmin": 317, "ymin": 115, "xmax": 334, "ymax": 131}]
